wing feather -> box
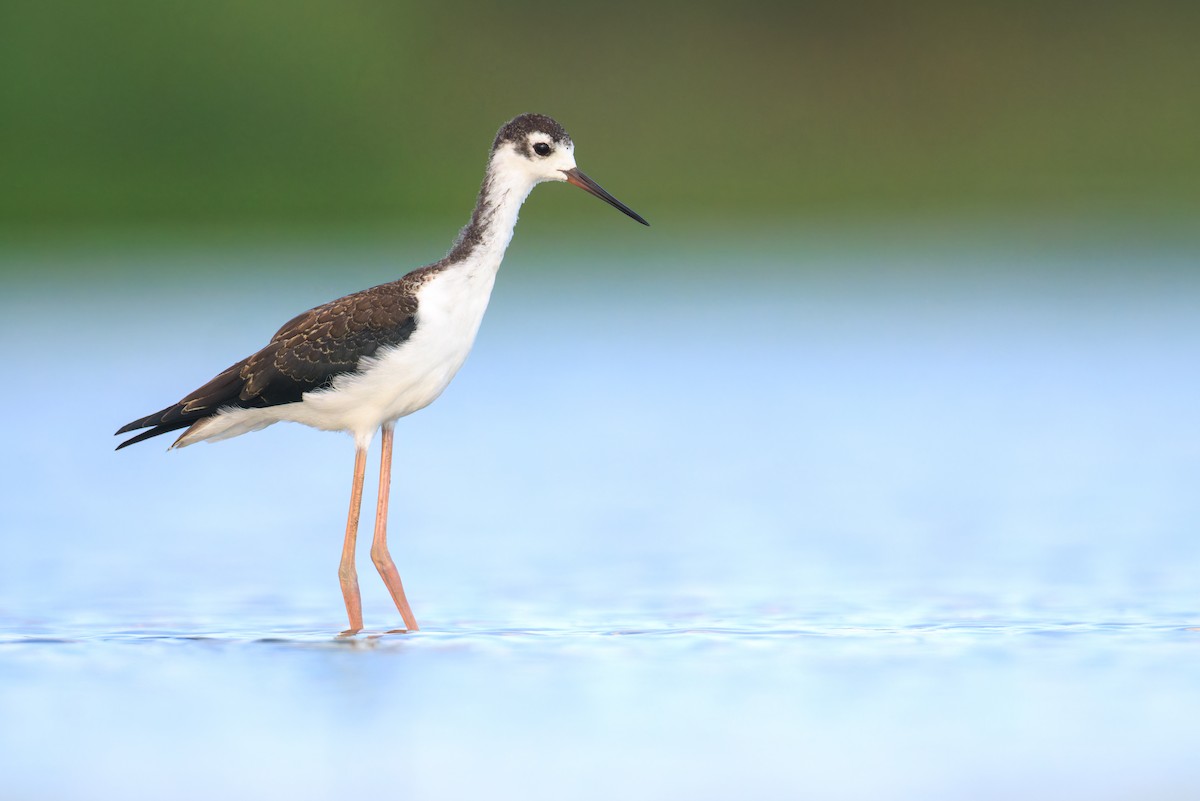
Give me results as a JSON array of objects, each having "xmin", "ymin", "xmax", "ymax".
[{"xmin": 115, "ymin": 274, "xmax": 427, "ymax": 449}]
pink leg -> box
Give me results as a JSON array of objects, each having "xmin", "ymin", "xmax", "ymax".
[
  {"xmin": 370, "ymin": 424, "xmax": 420, "ymax": 631},
  {"xmin": 338, "ymin": 445, "xmax": 368, "ymax": 635}
]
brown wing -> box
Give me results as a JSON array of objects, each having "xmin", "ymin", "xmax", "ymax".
[{"xmin": 115, "ymin": 277, "xmax": 423, "ymax": 449}]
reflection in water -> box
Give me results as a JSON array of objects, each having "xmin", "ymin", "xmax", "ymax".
[{"xmin": 1, "ymin": 240, "xmax": 1199, "ymax": 800}]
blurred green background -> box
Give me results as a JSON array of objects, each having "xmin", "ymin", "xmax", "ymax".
[{"xmin": 2, "ymin": 0, "xmax": 1197, "ymax": 247}]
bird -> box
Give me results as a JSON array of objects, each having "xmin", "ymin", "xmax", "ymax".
[{"xmin": 115, "ymin": 113, "xmax": 648, "ymax": 634}]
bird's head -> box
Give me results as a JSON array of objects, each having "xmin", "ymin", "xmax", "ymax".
[{"xmin": 490, "ymin": 113, "xmax": 648, "ymax": 226}]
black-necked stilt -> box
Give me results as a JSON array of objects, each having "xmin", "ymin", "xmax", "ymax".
[{"xmin": 116, "ymin": 113, "xmax": 648, "ymax": 634}]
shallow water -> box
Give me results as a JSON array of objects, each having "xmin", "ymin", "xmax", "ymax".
[{"xmin": 1, "ymin": 237, "xmax": 1199, "ymax": 799}]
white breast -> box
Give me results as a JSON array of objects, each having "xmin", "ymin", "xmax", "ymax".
[{"xmin": 295, "ymin": 265, "xmax": 499, "ymax": 440}]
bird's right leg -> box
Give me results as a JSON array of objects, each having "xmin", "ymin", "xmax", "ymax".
[
  {"xmin": 338, "ymin": 445, "xmax": 368, "ymax": 635},
  {"xmin": 370, "ymin": 423, "xmax": 420, "ymax": 632}
]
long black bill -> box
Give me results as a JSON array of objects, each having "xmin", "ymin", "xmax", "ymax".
[{"xmin": 562, "ymin": 167, "xmax": 649, "ymax": 226}]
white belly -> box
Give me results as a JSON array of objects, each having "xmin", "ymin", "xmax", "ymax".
[
  {"xmin": 176, "ymin": 265, "xmax": 499, "ymax": 449},
  {"xmin": 304, "ymin": 267, "xmax": 498, "ymax": 431}
]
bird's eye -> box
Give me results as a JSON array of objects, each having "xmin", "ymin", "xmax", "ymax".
[{"xmin": 532, "ymin": 142, "xmax": 552, "ymax": 157}]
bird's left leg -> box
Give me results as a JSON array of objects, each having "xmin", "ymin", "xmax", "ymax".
[
  {"xmin": 370, "ymin": 423, "xmax": 420, "ymax": 631},
  {"xmin": 338, "ymin": 444, "xmax": 368, "ymax": 635}
]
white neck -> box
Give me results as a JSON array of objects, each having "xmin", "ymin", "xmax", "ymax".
[{"xmin": 443, "ymin": 148, "xmax": 540, "ymax": 272}]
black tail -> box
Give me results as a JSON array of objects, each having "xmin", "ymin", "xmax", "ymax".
[
  {"xmin": 114, "ymin": 361, "xmax": 247, "ymax": 450},
  {"xmin": 114, "ymin": 416, "xmax": 194, "ymax": 450}
]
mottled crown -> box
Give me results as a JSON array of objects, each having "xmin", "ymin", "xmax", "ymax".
[{"xmin": 492, "ymin": 113, "xmax": 572, "ymax": 153}]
